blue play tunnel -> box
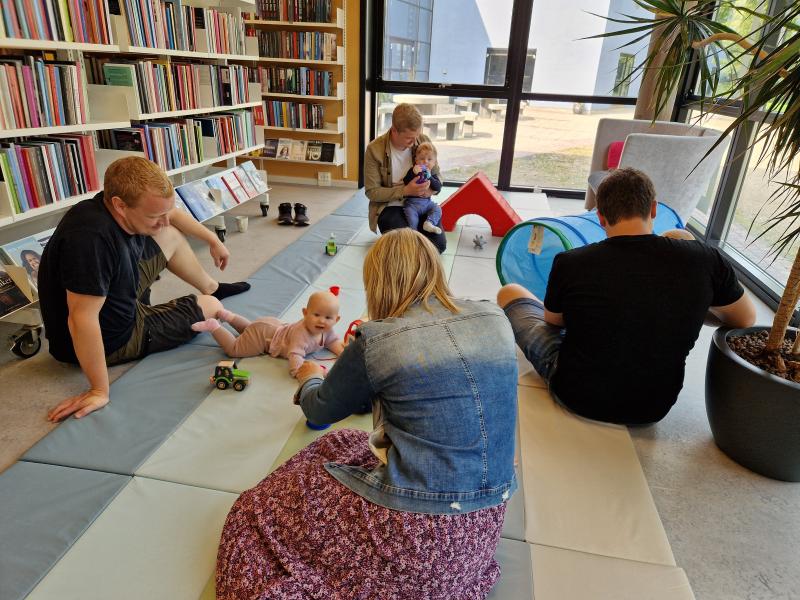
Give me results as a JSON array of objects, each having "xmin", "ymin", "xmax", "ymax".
[{"xmin": 496, "ymin": 203, "xmax": 684, "ymax": 299}]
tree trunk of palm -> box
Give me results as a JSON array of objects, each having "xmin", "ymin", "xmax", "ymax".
[{"xmin": 767, "ymin": 246, "xmax": 800, "ymax": 353}]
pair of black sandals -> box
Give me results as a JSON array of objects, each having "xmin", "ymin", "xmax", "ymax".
[{"xmin": 277, "ymin": 202, "xmax": 310, "ymax": 226}]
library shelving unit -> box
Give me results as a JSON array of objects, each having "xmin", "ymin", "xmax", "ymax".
[
  {"xmin": 0, "ymin": 3, "xmax": 267, "ymax": 227},
  {"xmin": 0, "ymin": 0, "xmax": 267, "ymax": 356},
  {"xmin": 241, "ymin": 0, "xmax": 348, "ymax": 184}
]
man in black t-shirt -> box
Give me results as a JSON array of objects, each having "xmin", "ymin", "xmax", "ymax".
[
  {"xmin": 498, "ymin": 167, "xmax": 756, "ymax": 425},
  {"xmin": 39, "ymin": 157, "xmax": 251, "ymax": 421}
]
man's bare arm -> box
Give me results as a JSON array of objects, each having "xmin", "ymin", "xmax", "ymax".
[
  {"xmin": 709, "ymin": 293, "xmax": 757, "ymax": 329},
  {"xmin": 168, "ymin": 206, "xmax": 230, "ymax": 270},
  {"xmin": 47, "ymin": 291, "xmax": 110, "ymax": 421}
]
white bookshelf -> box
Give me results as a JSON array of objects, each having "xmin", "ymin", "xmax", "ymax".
[
  {"xmin": 86, "ymin": 82, "xmax": 262, "ymax": 122},
  {"xmin": 0, "ymin": 121, "xmax": 132, "ymax": 140},
  {"xmin": 0, "ymin": 39, "xmax": 121, "ymax": 52},
  {"xmin": 0, "ymin": 188, "xmax": 98, "ymax": 224},
  {"xmin": 264, "ymin": 116, "xmax": 345, "ymax": 135},
  {"xmin": 256, "ymin": 53, "xmax": 344, "ymax": 66},
  {"xmin": 136, "ymin": 101, "xmax": 262, "ymax": 121},
  {"xmin": 253, "ymin": 0, "xmax": 348, "ymax": 181},
  {"xmin": 263, "ymin": 156, "xmax": 343, "ymax": 167},
  {"xmin": 262, "ymin": 81, "xmax": 345, "ymax": 101}
]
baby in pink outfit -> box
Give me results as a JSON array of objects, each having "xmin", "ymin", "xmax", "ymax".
[{"xmin": 192, "ymin": 289, "xmax": 344, "ymax": 377}]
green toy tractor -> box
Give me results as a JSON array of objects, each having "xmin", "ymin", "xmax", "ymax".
[{"xmin": 211, "ymin": 359, "xmax": 251, "ymax": 392}]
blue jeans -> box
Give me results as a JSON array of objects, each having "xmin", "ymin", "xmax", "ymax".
[
  {"xmin": 403, "ymin": 197, "xmax": 442, "ymax": 230},
  {"xmin": 502, "ymin": 297, "xmax": 563, "ymax": 383}
]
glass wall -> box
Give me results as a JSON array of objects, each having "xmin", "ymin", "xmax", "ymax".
[
  {"xmin": 722, "ymin": 132, "xmax": 800, "ymax": 290},
  {"xmin": 510, "ymin": 103, "xmax": 634, "ymax": 190},
  {"xmin": 382, "ymin": 0, "xmax": 514, "ymax": 86},
  {"xmin": 524, "ymin": 0, "xmax": 651, "ymax": 98},
  {"xmin": 376, "ymin": 0, "xmax": 645, "ymax": 192},
  {"xmin": 684, "ymin": 110, "xmax": 735, "ymax": 233}
]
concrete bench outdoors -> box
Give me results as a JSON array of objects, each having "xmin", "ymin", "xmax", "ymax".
[{"xmin": 422, "ymin": 113, "xmax": 467, "ymax": 140}]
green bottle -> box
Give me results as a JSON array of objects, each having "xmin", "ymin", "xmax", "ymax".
[{"xmin": 325, "ymin": 233, "xmax": 337, "ymax": 256}]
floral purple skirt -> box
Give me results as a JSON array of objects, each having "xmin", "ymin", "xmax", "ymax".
[{"xmin": 216, "ymin": 429, "xmax": 506, "ymax": 600}]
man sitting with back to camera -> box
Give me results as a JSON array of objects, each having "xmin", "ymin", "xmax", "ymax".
[
  {"xmin": 38, "ymin": 157, "xmax": 251, "ymax": 421},
  {"xmin": 497, "ymin": 167, "xmax": 756, "ymax": 425}
]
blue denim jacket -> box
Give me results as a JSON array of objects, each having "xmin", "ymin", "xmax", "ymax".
[{"xmin": 296, "ymin": 299, "xmax": 518, "ymax": 515}]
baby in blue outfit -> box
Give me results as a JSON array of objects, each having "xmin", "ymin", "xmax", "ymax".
[{"xmin": 401, "ymin": 142, "xmax": 443, "ymax": 234}]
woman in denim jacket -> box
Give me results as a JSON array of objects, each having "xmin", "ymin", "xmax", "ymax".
[{"xmin": 217, "ymin": 229, "xmax": 518, "ymax": 600}]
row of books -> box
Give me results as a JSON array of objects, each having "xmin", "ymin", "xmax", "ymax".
[
  {"xmin": 257, "ymin": 30, "xmax": 337, "ymax": 61},
  {"xmin": 121, "ymin": 0, "xmax": 248, "ymax": 56},
  {"xmin": 87, "ymin": 59, "xmax": 252, "ymax": 116},
  {"xmin": 97, "ymin": 109, "xmax": 257, "ymax": 171},
  {"xmin": 0, "ymin": 134, "xmax": 98, "ymax": 213},
  {"xmin": 174, "ymin": 160, "xmax": 267, "ymax": 221},
  {"xmin": 265, "ymin": 100, "xmax": 324, "ymax": 129},
  {"xmin": 259, "ymin": 66, "xmax": 334, "ymax": 96},
  {"xmin": 0, "ymin": 0, "xmax": 112, "ymax": 44},
  {"xmin": 251, "ymin": 0, "xmax": 333, "ymax": 23},
  {"xmin": 121, "ymin": 0, "xmax": 194, "ymax": 51},
  {"xmin": 265, "ymin": 137, "xmax": 336, "ymax": 162},
  {"xmin": 0, "ymin": 56, "xmax": 89, "ymax": 130}
]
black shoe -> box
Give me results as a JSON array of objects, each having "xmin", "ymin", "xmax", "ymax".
[
  {"xmin": 260, "ymin": 201, "xmax": 269, "ymax": 217},
  {"xmin": 277, "ymin": 202, "xmax": 293, "ymax": 225},
  {"xmin": 293, "ymin": 203, "xmax": 310, "ymax": 226}
]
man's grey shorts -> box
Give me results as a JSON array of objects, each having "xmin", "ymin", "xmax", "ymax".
[{"xmin": 502, "ymin": 297, "xmax": 563, "ymax": 383}]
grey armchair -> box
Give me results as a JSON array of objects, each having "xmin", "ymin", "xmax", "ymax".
[{"xmin": 585, "ymin": 118, "xmax": 726, "ymax": 223}]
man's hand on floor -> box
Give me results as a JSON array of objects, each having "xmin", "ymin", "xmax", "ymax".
[{"xmin": 47, "ymin": 389, "xmax": 110, "ymax": 421}]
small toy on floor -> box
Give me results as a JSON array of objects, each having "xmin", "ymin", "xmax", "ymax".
[
  {"xmin": 192, "ymin": 286, "xmax": 345, "ymax": 378},
  {"xmin": 325, "ymin": 233, "xmax": 338, "ymax": 256},
  {"xmin": 210, "ymin": 360, "xmax": 251, "ymax": 391},
  {"xmin": 473, "ymin": 234, "xmax": 487, "ymax": 250}
]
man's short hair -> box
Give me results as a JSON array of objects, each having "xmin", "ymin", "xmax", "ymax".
[
  {"xmin": 596, "ymin": 167, "xmax": 655, "ymax": 225},
  {"xmin": 392, "ymin": 103, "xmax": 423, "ymax": 132},
  {"xmin": 104, "ymin": 157, "xmax": 174, "ymax": 207}
]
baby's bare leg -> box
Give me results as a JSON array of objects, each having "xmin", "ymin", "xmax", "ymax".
[{"xmin": 218, "ymin": 308, "xmax": 252, "ymax": 333}]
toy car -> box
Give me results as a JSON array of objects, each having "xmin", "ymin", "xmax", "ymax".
[{"xmin": 211, "ymin": 359, "xmax": 251, "ymax": 391}]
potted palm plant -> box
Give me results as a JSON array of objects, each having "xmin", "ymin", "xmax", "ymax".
[{"xmin": 591, "ymin": 0, "xmax": 800, "ymax": 480}]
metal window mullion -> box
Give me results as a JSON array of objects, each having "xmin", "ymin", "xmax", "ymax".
[{"xmin": 497, "ymin": 0, "xmax": 534, "ymax": 189}]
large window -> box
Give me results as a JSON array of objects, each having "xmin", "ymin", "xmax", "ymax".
[
  {"xmin": 722, "ymin": 132, "xmax": 799, "ymax": 292},
  {"xmin": 382, "ymin": 0, "xmax": 513, "ymax": 86},
  {"xmin": 375, "ymin": 0, "xmax": 647, "ymax": 193},
  {"xmin": 524, "ymin": 0, "xmax": 651, "ymax": 97}
]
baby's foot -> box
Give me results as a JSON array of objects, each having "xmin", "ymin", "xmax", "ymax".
[
  {"xmin": 422, "ymin": 220, "xmax": 442, "ymax": 234},
  {"xmin": 192, "ymin": 318, "xmax": 221, "ymax": 332},
  {"xmin": 217, "ymin": 309, "xmax": 236, "ymax": 322}
]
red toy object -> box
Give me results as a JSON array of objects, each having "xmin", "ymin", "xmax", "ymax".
[
  {"xmin": 606, "ymin": 140, "xmax": 625, "ymax": 169},
  {"xmin": 344, "ymin": 319, "xmax": 363, "ymax": 344},
  {"xmin": 439, "ymin": 171, "xmax": 521, "ymax": 237}
]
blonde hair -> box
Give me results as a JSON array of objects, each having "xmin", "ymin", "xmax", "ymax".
[
  {"xmin": 104, "ymin": 157, "xmax": 174, "ymax": 207},
  {"xmin": 363, "ymin": 229, "xmax": 459, "ymax": 320},
  {"xmin": 391, "ymin": 103, "xmax": 423, "ymax": 132},
  {"xmin": 414, "ymin": 141, "xmax": 437, "ymax": 161}
]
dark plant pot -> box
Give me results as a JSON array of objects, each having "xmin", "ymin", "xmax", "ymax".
[{"xmin": 706, "ymin": 326, "xmax": 800, "ymax": 481}]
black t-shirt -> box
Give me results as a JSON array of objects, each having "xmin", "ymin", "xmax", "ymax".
[
  {"xmin": 38, "ymin": 192, "xmax": 147, "ymax": 363},
  {"xmin": 544, "ymin": 235, "xmax": 743, "ymax": 424}
]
